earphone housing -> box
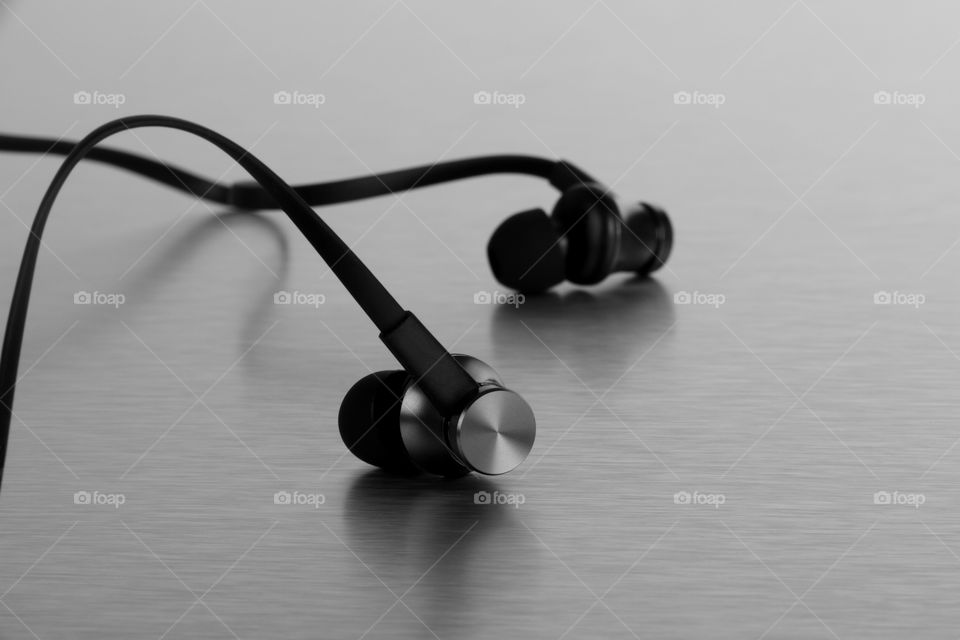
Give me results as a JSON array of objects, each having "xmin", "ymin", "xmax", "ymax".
[{"xmin": 398, "ymin": 355, "xmax": 536, "ymax": 476}]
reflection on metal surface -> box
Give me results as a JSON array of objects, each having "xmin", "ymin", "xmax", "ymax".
[
  {"xmin": 491, "ymin": 277, "xmax": 674, "ymax": 372},
  {"xmin": 343, "ymin": 471, "xmax": 522, "ymax": 633}
]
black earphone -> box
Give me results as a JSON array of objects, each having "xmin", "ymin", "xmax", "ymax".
[{"xmin": 0, "ymin": 115, "xmax": 673, "ymax": 490}]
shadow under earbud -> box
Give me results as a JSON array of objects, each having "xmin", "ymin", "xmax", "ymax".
[
  {"xmin": 490, "ymin": 276, "xmax": 675, "ymax": 375},
  {"xmin": 342, "ymin": 471, "xmax": 522, "ymax": 629}
]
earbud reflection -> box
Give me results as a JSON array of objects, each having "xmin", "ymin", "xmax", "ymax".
[
  {"xmin": 490, "ymin": 277, "xmax": 674, "ymax": 385},
  {"xmin": 342, "ymin": 471, "xmax": 526, "ymax": 635}
]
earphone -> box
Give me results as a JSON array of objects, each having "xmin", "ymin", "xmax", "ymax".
[{"xmin": 0, "ymin": 115, "xmax": 673, "ymax": 490}]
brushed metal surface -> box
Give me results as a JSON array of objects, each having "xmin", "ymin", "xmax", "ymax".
[{"xmin": 2, "ymin": 1, "xmax": 960, "ymax": 638}]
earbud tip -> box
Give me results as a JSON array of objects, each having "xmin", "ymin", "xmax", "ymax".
[
  {"xmin": 487, "ymin": 209, "xmax": 566, "ymax": 293},
  {"xmin": 338, "ymin": 370, "xmax": 420, "ymax": 475}
]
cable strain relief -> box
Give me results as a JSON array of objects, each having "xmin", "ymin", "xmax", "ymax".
[{"xmin": 379, "ymin": 312, "xmax": 479, "ymax": 414}]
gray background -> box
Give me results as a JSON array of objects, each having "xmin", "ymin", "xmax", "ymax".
[{"xmin": 1, "ymin": 1, "xmax": 960, "ymax": 638}]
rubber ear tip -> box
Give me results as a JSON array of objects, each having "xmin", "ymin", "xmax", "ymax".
[
  {"xmin": 486, "ymin": 209, "xmax": 566, "ymax": 293},
  {"xmin": 338, "ymin": 370, "xmax": 420, "ymax": 475}
]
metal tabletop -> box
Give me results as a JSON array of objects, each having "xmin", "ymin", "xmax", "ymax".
[{"xmin": 2, "ymin": 1, "xmax": 960, "ymax": 638}]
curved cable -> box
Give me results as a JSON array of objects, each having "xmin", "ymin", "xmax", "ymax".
[
  {"xmin": 0, "ymin": 134, "xmax": 597, "ymax": 209},
  {"xmin": 0, "ymin": 134, "xmax": 234, "ymax": 203},
  {"xmin": 0, "ymin": 115, "xmax": 416, "ymax": 490}
]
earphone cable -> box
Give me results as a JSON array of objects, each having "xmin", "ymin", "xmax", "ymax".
[
  {"xmin": 0, "ymin": 115, "xmax": 429, "ymax": 490},
  {"xmin": 0, "ymin": 133, "xmax": 596, "ymax": 208}
]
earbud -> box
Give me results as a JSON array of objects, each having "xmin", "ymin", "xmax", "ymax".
[
  {"xmin": 339, "ymin": 355, "xmax": 536, "ymax": 477},
  {"xmin": 486, "ymin": 182, "xmax": 673, "ymax": 293}
]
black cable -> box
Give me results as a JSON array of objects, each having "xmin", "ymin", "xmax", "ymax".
[
  {"xmin": 229, "ymin": 155, "xmax": 565, "ymax": 208},
  {"xmin": 0, "ymin": 134, "xmax": 595, "ymax": 209},
  {"xmin": 0, "ymin": 115, "xmax": 413, "ymax": 490},
  {"xmin": 0, "ymin": 134, "xmax": 234, "ymax": 203}
]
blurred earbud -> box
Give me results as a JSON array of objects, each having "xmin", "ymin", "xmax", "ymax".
[{"xmin": 487, "ymin": 182, "xmax": 673, "ymax": 293}]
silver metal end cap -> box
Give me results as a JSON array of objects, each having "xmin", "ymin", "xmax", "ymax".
[{"xmin": 452, "ymin": 387, "xmax": 536, "ymax": 475}]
